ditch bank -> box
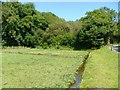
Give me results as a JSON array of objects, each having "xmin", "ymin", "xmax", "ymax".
[{"xmin": 69, "ymin": 51, "xmax": 90, "ymax": 89}]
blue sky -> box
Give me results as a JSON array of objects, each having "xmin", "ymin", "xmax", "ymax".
[{"xmin": 21, "ymin": 2, "xmax": 118, "ymax": 21}]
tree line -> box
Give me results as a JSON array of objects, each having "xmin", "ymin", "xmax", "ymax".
[{"xmin": 2, "ymin": 2, "xmax": 119, "ymax": 49}]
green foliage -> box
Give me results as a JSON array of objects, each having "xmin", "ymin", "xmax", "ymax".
[
  {"xmin": 41, "ymin": 12, "xmax": 65, "ymax": 24},
  {"xmin": 100, "ymin": 7, "xmax": 118, "ymax": 22},
  {"xmin": 2, "ymin": 2, "xmax": 118, "ymax": 49},
  {"xmin": 2, "ymin": 2, "xmax": 48, "ymax": 47},
  {"xmin": 76, "ymin": 9, "xmax": 118, "ymax": 49}
]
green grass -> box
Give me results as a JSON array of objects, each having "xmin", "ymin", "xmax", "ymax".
[
  {"xmin": 0, "ymin": 47, "xmax": 2, "ymax": 89},
  {"xmin": 2, "ymin": 47, "xmax": 87, "ymax": 88},
  {"xmin": 80, "ymin": 46, "xmax": 118, "ymax": 88}
]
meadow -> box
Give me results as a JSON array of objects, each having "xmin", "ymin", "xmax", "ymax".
[
  {"xmin": 2, "ymin": 46, "xmax": 118, "ymax": 88},
  {"xmin": 2, "ymin": 47, "xmax": 88, "ymax": 88},
  {"xmin": 80, "ymin": 46, "xmax": 118, "ymax": 88}
]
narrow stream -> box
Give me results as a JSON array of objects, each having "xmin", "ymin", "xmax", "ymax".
[{"xmin": 69, "ymin": 52, "xmax": 90, "ymax": 89}]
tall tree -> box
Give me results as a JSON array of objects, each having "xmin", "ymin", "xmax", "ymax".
[{"xmin": 76, "ymin": 9, "xmax": 117, "ymax": 49}]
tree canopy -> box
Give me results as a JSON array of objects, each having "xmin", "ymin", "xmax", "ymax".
[
  {"xmin": 2, "ymin": 2, "xmax": 118, "ymax": 49},
  {"xmin": 76, "ymin": 9, "xmax": 118, "ymax": 49}
]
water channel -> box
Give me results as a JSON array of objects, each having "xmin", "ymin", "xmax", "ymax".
[{"xmin": 69, "ymin": 52, "xmax": 90, "ymax": 89}]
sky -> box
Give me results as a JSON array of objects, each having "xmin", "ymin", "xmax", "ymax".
[{"xmin": 20, "ymin": 1, "xmax": 118, "ymax": 21}]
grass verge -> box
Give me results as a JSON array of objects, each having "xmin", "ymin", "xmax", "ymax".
[{"xmin": 80, "ymin": 46, "xmax": 118, "ymax": 88}]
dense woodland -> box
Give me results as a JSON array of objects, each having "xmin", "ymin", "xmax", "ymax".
[{"xmin": 2, "ymin": 2, "xmax": 120, "ymax": 49}]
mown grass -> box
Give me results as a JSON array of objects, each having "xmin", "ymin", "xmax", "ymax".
[
  {"xmin": 0, "ymin": 47, "xmax": 2, "ymax": 89},
  {"xmin": 2, "ymin": 47, "xmax": 88, "ymax": 88},
  {"xmin": 80, "ymin": 46, "xmax": 118, "ymax": 88}
]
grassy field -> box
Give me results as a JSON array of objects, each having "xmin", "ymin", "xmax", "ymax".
[
  {"xmin": 2, "ymin": 47, "xmax": 88, "ymax": 88},
  {"xmin": 0, "ymin": 47, "xmax": 2, "ymax": 89},
  {"xmin": 80, "ymin": 46, "xmax": 118, "ymax": 88}
]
